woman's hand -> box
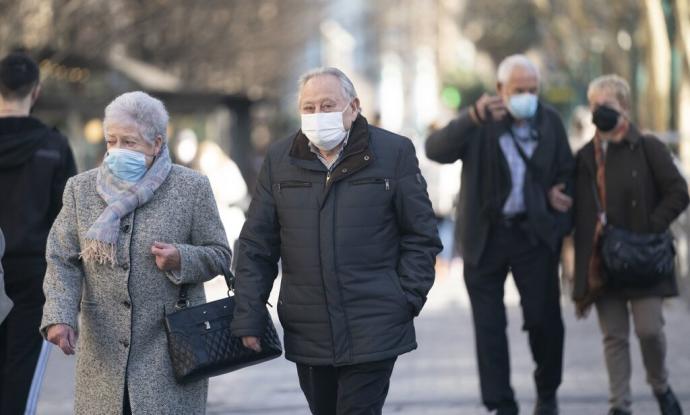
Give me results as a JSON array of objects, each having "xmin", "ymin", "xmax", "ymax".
[
  {"xmin": 151, "ymin": 241, "xmax": 181, "ymax": 271},
  {"xmin": 46, "ymin": 323, "xmax": 78, "ymax": 355},
  {"xmin": 242, "ymin": 336, "xmax": 262, "ymax": 352}
]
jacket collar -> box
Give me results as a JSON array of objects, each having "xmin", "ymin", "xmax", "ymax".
[
  {"xmin": 580, "ymin": 123, "xmax": 643, "ymax": 177},
  {"xmin": 620, "ymin": 123, "xmax": 641, "ymax": 147}
]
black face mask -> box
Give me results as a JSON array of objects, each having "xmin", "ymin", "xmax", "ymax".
[{"xmin": 592, "ymin": 105, "xmax": 620, "ymax": 132}]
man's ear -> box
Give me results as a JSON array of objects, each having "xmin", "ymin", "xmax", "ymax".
[
  {"xmin": 496, "ymin": 82, "xmax": 503, "ymax": 95},
  {"xmin": 351, "ymin": 97, "xmax": 361, "ymax": 113}
]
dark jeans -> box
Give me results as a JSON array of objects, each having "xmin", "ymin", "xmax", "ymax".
[
  {"xmin": 297, "ymin": 357, "xmax": 397, "ymax": 415},
  {"xmin": 0, "ymin": 271, "xmax": 45, "ymax": 415},
  {"xmin": 464, "ymin": 222, "xmax": 564, "ymax": 411}
]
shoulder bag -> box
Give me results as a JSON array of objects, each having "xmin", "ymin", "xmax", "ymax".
[{"xmin": 590, "ymin": 139, "xmax": 675, "ymax": 288}]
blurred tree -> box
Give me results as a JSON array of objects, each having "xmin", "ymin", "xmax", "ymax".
[
  {"xmin": 673, "ymin": 0, "xmax": 690, "ymax": 171},
  {"xmin": 460, "ymin": 0, "xmax": 688, "ymax": 137},
  {"xmin": 0, "ymin": 0, "xmax": 325, "ymax": 99}
]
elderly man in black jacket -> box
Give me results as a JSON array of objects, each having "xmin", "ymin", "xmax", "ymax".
[
  {"xmin": 426, "ymin": 55, "xmax": 574, "ymax": 415},
  {"xmin": 231, "ymin": 67, "xmax": 442, "ymax": 415}
]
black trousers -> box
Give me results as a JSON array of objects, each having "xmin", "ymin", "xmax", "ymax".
[
  {"xmin": 0, "ymin": 270, "xmax": 45, "ymax": 415},
  {"xmin": 297, "ymin": 357, "xmax": 397, "ymax": 415},
  {"xmin": 464, "ymin": 222, "xmax": 564, "ymax": 411}
]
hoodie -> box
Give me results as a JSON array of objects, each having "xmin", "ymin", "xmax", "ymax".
[{"xmin": 0, "ymin": 116, "xmax": 76, "ymax": 277}]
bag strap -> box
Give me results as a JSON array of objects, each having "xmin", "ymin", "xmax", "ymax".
[
  {"xmin": 507, "ymin": 127, "xmax": 537, "ymax": 174},
  {"xmin": 176, "ymin": 260, "xmax": 235, "ymax": 310}
]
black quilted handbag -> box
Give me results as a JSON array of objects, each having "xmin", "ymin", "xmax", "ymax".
[
  {"xmin": 164, "ymin": 268, "xmax": 282, "ymax": 384},
  {"xmin": 601, "ymin": 225, "xmax": 675, "ymax": 288}
]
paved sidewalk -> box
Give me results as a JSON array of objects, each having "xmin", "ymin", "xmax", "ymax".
[{"xmin": 37, "ymin": 272, "xmax": 690, "ymax": 414}]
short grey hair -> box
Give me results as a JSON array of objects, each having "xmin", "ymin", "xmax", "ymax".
[
  {"xmin": 297, "ymin": 67, "xmax": 357, "ymax": 103},
  {"xmin": 497, "ymin": 54, "xmax": 540, "ymax": 84},
  {"xmin": 103, "ymin": 91, "xmax": 169, "ymax": 144},
  {"xmin": 587, "ymin": 74, "xmax": 632, "ymax": 110}
]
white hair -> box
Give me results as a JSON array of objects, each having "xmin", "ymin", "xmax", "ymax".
[
  {"xmin": 496, "ymin": 54, "xmax": 540, "ymax": 84},
  {"xmin": 103, "ymin": 91, "xmax": 169, "ymax": 144},
  {"xmin": 587, "ymin": 74, "xmax": 632, "ymax": 110},
  {"xmin": 297, "ymin": 67, "xmax": 357, "ymax": 103}
]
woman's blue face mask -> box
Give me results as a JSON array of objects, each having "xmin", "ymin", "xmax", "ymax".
[{"xmin": 104, "ymin": 148, "xmax": 149, "ymax": 182}]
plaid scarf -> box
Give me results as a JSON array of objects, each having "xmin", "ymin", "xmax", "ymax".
[
  {"xmin": 576, "ymin": 133, "xmax": 607, "ymax": 317},
  {"xmin": 80, "ymin": 144, "xmax": 172, "ymax": 266}
]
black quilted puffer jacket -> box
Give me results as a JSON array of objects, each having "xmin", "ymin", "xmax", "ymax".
[{"xmin": 231, "ymin": 114, "xmax": 442, "ymax": 366}]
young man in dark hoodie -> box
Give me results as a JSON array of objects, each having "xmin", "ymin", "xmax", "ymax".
[{"xmin": 0, "ymin": 52, "xmax": 76, "ymax": 414}]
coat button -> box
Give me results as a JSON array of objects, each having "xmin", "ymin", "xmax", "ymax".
[
  {"xmin": 364, "ymin": 155, "xmax": 370, "ymax": 161},
  {"xmin": 122, "ymin": 263, "xmax": 129, "ymax": 271},
  {"xmin": 632, "ymin": 170, "xmax": 638, "ymax": 178},
  {"xmin": 123, "ymin": 300, "xmax": 131, "ymax": 309},
  {"xmin": 121, "ymin": 340, "xmax": 129, "ymax": 348},
  {"xmin": 121, "ymin": 224, "xmax": 130, "ymax": 233},
  {"xmin": 631, "ymin": 200, "xmax": 637, "ymax": 207},
  {"xmin": 341, "ymin": 168, "xmax": 348, "ymax": 173}
]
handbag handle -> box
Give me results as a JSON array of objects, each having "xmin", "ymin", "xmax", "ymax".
[{"xmin": 175, "ymin": 260, "xmax": 235, "ymax": 310}]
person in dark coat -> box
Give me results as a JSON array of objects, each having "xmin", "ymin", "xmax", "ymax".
[
  {"xmin": 231, "ymin": 67, "xmax": 442, "ymax": 415},
  {"xmin": 572, "ymin": 74, "xmax": 687, "ymax": 415},
  {"xmin": 425, "ymin": 54, "xmax": 574, "ymax": 415},
  {"xmin": 0, "ymin": 52, "xmax": 76, "ymax": 414}
]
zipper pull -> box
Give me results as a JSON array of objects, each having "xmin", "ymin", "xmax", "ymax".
[
  {"xmin": 385, "ymin": 178, "xmax": 390, "ymax": 191},
  {"xmin": 277, "ymin": 183, "xmax": 282, "ymax": 194}
]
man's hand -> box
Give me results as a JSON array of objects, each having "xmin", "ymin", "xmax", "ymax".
[
  {"xmin": 151, "ymin": 242, "xmax": 181, "ymax": 271},
  {"xmin": 548, "ymin": 183, "xmax": 573, "ymax": 213},
  {"xmin": 46, "ymin": 323, "xmax": 78, "ymax": 355},
  {"xmin": 474, "ymin": 93, "xmax": 507, "ymax": 123},
  {"xmin": 242, "ymin": 336, "xmax": 262, "ymax": 352}
]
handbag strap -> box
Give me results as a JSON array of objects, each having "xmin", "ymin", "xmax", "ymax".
[
  {"xmin": 176, "ymin": 260, "xmax": 235, "ymax": 310},
  {"xmin": 590, "ymin": 180, "xmax": 607, "ymax": 226}
]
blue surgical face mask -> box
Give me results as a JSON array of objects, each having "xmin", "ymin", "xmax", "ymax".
[
  {"xmin": 104, "ymin": 148, "xmax": 149, "ymax": 182},
  {"xmin": 507, "ymin": 93, "xmax": 538, "ymax": 120}
]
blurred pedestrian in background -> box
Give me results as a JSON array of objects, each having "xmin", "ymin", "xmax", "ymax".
[
  {"xmin": 425, "ymin": 54, "xmax": 574, "ymax": 415},
  {"xmin": 572, "ymin": 74, "xmax": 687, "ymax": 415},
  {"xmin": 0, "ymin": 51, "xmax": 76, "ymax": 415},
  {"xmin": 231, "ymin": 67, "xmax": 442, "ymax": 415},
  {"xmin": 40, "ymin": 91, "xmax": 231, "ymax": 414}
]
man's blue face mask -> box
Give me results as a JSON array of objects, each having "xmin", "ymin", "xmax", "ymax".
[{"xmin": 507, "ymin": 93, "xmax": 538, "ymax": 120}]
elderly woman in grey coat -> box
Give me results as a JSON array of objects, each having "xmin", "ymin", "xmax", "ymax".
[{"xmin": 41, "ymin": 91, "xmax": 231, "ymax": 415}]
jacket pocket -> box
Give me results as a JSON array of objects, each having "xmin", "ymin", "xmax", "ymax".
[
  {"xmin": 274, "ymin": 181, "xmax": 315, "ymax": 209},
  {"xmin": 349, "ymin": 177, "xmax": 391, "ymax": 190},
  {"xmin": 277, "ymin": 181, "xmax": 312, "ymax": 192},
  {"xmin": 385, "ymin": 270, "xmax": 408, "ymax": 305}
]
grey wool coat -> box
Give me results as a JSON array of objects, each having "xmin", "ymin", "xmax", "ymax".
[{"xmin": 41, "ymin": 165, "xmax": 231, "ymax": 415}]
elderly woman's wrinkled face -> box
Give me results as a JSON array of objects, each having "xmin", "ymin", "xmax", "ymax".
[{"xmin": 104, "ymin": 122, "xmax": 162, "ymax": 167}]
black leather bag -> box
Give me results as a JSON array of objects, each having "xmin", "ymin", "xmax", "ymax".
[
  {"xmin": 164, "ymin": 268, "xmax": 282, "ymax": 384},
  {"xmin": 590, "ymin": 158, "xmax": 676, "ymax": 288},
  {"xmin": 600, "ymin": 225, "xmax": 675, "ymax": 288}
]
